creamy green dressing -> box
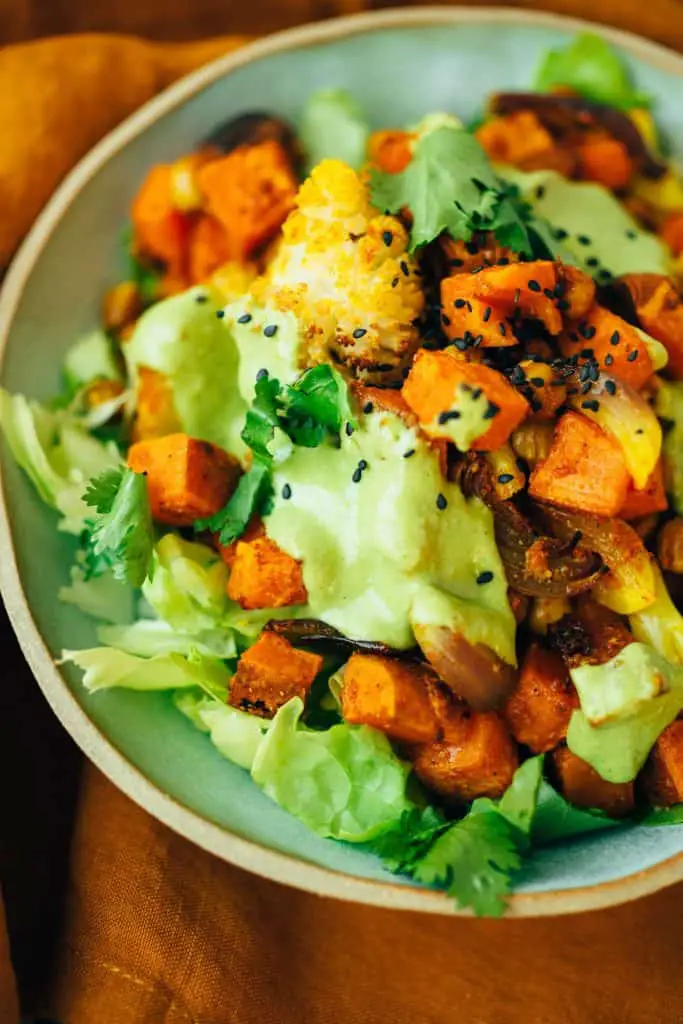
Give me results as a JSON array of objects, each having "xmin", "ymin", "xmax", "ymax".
[
  {"xmin": 265, "ymin": 407, "xmax": 516, "ymax": 661},
  {"xmin": 501, "ymin": 167, "xmax": 672, "ymax": 278},
  {"xmin": 124, "ymin": 287, "xmax": 302, "ymax": 459},
  {"xmin": 422, "ymin": 384, "xmax": 491, "ymax": 451}
]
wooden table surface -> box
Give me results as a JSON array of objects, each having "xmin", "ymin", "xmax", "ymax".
[{"xmin": 2, "ymin": 0, "xmax": 683, "ymax": 51}]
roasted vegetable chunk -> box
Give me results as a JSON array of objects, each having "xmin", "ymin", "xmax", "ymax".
[
  {"xmin": 132, "ymin": 366, "xmax": 181, "ymax": 442},
  {"xmin": 641, "ymin": 720, "xmax": 683, "ymax": 806},
  {"xmin": 504, "ymin": 644, "xmax": 578, "ymax": 753},
  {"xmin": 552, "ymin": 747, "xmax": 635, "ymax": 817},
  {"xmin": 229, "ymin": 632, "xmax": 322, "ymax": 718},
  {"xmin": 412, "ymin": 705, "xmax": 518, "ymax": 803},
  {"xmin": 341, "ymin": 653, "xmax": 441, "ymax": 744},
  {"xmin": 227, "ymin": 534, "xmax": 307, "ymax": 610},
  {"xmin": 128, "ymin": 433, "xmax": 240, "ymax": 526}
]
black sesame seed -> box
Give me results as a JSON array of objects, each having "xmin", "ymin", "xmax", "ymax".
[
  {"xmin": 568, "ymin": 530, "xmax": 583, "ymax": 552},
  {"xmin": 610, "ymin": 331, "xmax": 620, "ymax": 345},
  {"xmin": 363, "ymin": 401, "xmax": 374, "ymax": 414},
  {"xmin": 263, "ymin": 324, "xmax": 278, "ymax": 338},
  {"xmin": 605, "ymin": 380, "xmax": 616, "ymax": 395},
  {"xmin": 442, "ymin": 314, "xmax": 451, "ymax": 327},
  {"xmin": 383, "ymin": 230, "xmax": 393, "ymax": 247},
  {"xmin": 392, "ymin": 277, "xmax": 399, "ymax": 288},
  {"xmin": 597, "ymin": 269, "xmax": 613, "ymax": 282},
  {"xmin": 554, "ymin": 227, "xmax": 568, "ymax": 241},
  {"xmin": 581, "ymin": 380, "xmax": 592, "ymax": 395},
  {"xmin": 605, "ymin": 353, "xmax": 614, "ymax": 366},
  {"xmin": 511, "ymin": 366, "xmax": 526, "ymax": 385},
  {"xmin": 476, "ymin": 571, "xmax": 494, "ymax": 585},
  {"xmin": 483, "ymin": 306, "xmax": 492, "ymax": 323},
  {"xmin": 544, "ymin": 288, "xmax": 555, "ymax": 299},
  {"xmin": 216, "ymin": 310, "xmax": 226, "ymax": 319},
  {"xmin": 281, "ymin": 483, "xmax": 292, "ymax": 500},
  {"xmin": 353, "ymin": 328, "xmax": 367, "ymax": 339},
  {"xmin": 497, "ymin": 257, "xmax": 510, "ymax": 266},
  {"xmin": 627, "ymin": 349, "xmax": 639, "ymax": 362},
  {"xmin": 530, "ymin": 376, "xmax": 545, "ymax": 388},
  {"xmin": 450, "ymin": 258, "xmax": 464, "ymax": 268},
  {"xmin": 636, "ymin": 428, "xmax": 644, "ymax": 434},
  {"xmin": 556, "ymin": 298, "xmax": 571, "ymax": 312},
  {"xmin": 498, "ymin": 473, "xmax": 514, "ymax": 485},
  {"xmin": 454, "ymin": 298, "xmax": 467, "ymax": 309},
  {"xmin": 400, "ymin": 261, "xmax": 410, "ymax": 277},
  {"xmin": 527, "ymin": 279, "xmax": 541, "ymax": 292},
  {"xmin": 195, "ymin": 293, "xmax": 209, "ymax": 303},
  {"xmin": 516, "ymin": 456, "xmax": 527, "ymax": 473},
  {"xmin": 438, "ymin": 410, "xmax": 461, "ymax": 424},
  {"xmin": 345, "ymin": 422, "xmax": 354, "ymax": 436},
  {"xmin": 498, "ymin": 322, "xmax": 507, "ymax": 337},
  {"xmin": 237, "ymin": 312, "xmax": 252, "ymax": 324},
  {"xmin": 358, "ymin": 459, "xmax": 368, "ymax": 471},
  {"xmin": 579, "ymin": 323, "xmax": 597, "ymax": 340},
  {"xmin": 582, "ymin": 399, "xmax": 600, "ymax": 412},
  {"xmin": 454, "ymin": 337, "xmax": 469, "ymax": 351},
  {"xmin": 586, "ymin": 257, "xmax": 599, "ymax": 268},
  {"xmin": 403, "ymin": 449, "xmax": 416, "ymax": 459},
  {"xmin": 626, "ymin": 229, "xmax": 638, "ymax": 240},
  {"xmin": 436, "ymin": 493, "xmax": 448, "ymax": 511},
  {"xmin": 256, "ymin": 368, "xmax": 268, "ymax": 381},
  {"xmin": 483, "ymin": 401, "xmax": 500, "ymax": 420},
  {"xmin": 472, "ymin": 387, "xmax": 483, "ymax": 400},
  {"xmin": 554, "ymin": 281, "xmax": 566, "ymax": 298},
  {"xmin": 535, "ymin": 185, "xmax": 546, "ymax": 199},
  {"xmin": 352, "ymin": 468, "xmax": 363, "ymax": 484},
  {"xmin": 577, "ymin": 234, "xmax": 591, "ymax": 246},
  {"xmin": 465, "ymin": 241, "xmax": 479, "ymax": 255}
]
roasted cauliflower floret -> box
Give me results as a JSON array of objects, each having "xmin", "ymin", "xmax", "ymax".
[{"xmin": 255, "ymin": 159, "xmax": 425, "ymax": 379}]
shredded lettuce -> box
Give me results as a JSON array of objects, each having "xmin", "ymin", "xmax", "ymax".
[
  {"xmin": 142, "ymin": 534, "xmax": 233, "ymax": 634},
  {"xmin": 534, "ymin": 32, "xmax": 650, "ymax": 109},
  {"xmin": 175, "ymin": 691, "xmax": 268, "ymax": 770},
  {"xmin": 59, "ymin": 561, "xmax": 134, "ymax": 625},
  {"xmin": 531, "ymin": 780, "xmax": 619, "ymax": 844},
  {"xmin": 98, "ymin": 620, "xmax": 237, "ymax": 660},
  {"xmin": 0, "ymin": 388, "xmax": 121, "ymax": 533},
  {"xmin": 300, "ymin": 89, "xmax": 370, "ymax": 172},
  {"xmin": 61, "ymin": 646, "xmax": 230, "ymax": 697},
  {"xmin": 63, "ymin": 329, "xmax": 122, "ymax": 391}
]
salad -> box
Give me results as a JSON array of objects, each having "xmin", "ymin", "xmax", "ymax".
[{"xmin": 5, "ymin": 32, "xmax": 683, "ymax": 916}]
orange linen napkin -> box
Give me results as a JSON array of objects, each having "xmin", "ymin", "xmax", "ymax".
[{"xmin": 3, "ymin": 31, "xmax": 683, "ymax": 1024}]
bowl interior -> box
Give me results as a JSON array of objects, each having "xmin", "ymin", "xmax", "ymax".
[{"xmin": 3, "ymin": 12, "xmax": 683, "ymax": 908}]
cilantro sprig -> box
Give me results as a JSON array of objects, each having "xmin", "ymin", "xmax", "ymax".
[
  {"xmin": 81, "ymin": 466, "xmax": 155, "ymax": 587},
  {"xmin": 195, "ymin": 365, "xmax": 355, "ymax": 546},
  {"xmin": 370, "ymin": 125, "xmax": 557, "ymax": 258}
]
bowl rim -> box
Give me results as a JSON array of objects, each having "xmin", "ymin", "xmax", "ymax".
[{"xmin": 3, "ymin": 4, "xmax": 683, "ymax": 917}]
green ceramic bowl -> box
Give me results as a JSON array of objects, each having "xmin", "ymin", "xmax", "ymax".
[{"xmin": 3, "ymin": 7, "xmax": 683, "ymax": 917}]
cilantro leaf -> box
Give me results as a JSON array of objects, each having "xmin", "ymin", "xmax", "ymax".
[
  {"xmin": 535, "ymin": 32, "xmax": 650, "ymax": 110},
  {"xmin": 285, "ymin": 365, "xmax": 356, "ymax": 447},
  {"xmin": 641, "ymin": 804, "xmax": 683, "ymax": 827},
  {"xmin": 413, "ymin": 811, "xmax": 522, "ymax": 917},
  {"xmin": 370, "ymin": 126, "xmax": 557, "ymax": 258},
  {"xmin": 196, "ymin": 461, "xmax": 273, "ymax": 546},
  {"xmin": 82, "ymin": 467, "xmax": 155, "ymax": 587},
  {"xmin": 365, "ymin": 806, "xmax": 447, "ymax": 873},
  {"xmin": 241, "ymin": 373, "xmax": 283, "ymax": 463}
]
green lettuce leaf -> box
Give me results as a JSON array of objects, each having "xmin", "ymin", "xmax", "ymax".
[
  {"xmin": 142, "ymin": 534, "xmax": 232, "ymax": 634},
  {"xmin": 0, "ymin": 388, "xmax": 121, "ymax": 533},
  {"xmin": 98, "ymin": 619, "xmax": 237, "ymax": 660},
  {"xmin": 300, "ymin": 89, "xmax": 370, "ymax": 172},
  {"xmin": 531, "ymin": 780, "xmax": 619, "ymax": 845},
  {"xmin": 534, "ymin": 32, "xmax": 650, "ymax": 109},
  {"xmin": 251, "ymin": 697, "xmax": 411, "ymax": 841},
  {"xmin": 59, "ymin": 559, "xmax": 134, "ymax": 624},
  {"xmin": 175, "ymin": 691, "xmax": 268, "ymax": 770},
  {"xmin": 61, "ymin": 646, "xmax": 230, "ymax": 696},
  {"xmin": 63, "ymin": 329, "xmax": 122, "ymax": 391},
  {"xmin": 567, "ymin": 643, "xmax": 683, "ymax": 782},
  {"xmin": 370, "ymin": 126, "xmax": 556, "ymax": 255},
  {"xmin": 471, "ymin": 754, "xmax": 543, "ymax": 837},
  {"xmin": 641, "ymin": 804, "xmax": 683, "ymax": 826},
  {"xmin": 82, "ymin": 467, "xmax": 154, "ymax": 587}
]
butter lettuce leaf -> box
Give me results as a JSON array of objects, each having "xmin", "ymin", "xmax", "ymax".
[
  {"xmin": 534, "ymin": 32, "xmax": 650, "ymax": 109},
  {"xmin": 59, "ymin": 559, "xmax": 134, "ymax": 625},
  {"xmin": 175, "ymin": 691, "xmax": 269, "ymax": 770},
  {"xmin": 531, "ymin": 780, "xmax": 619, "ymax": 845},
  {"xmin": 142, "ymin": 534, "xmax": 233, "ymax": 634},
  {"xmin": 98, "ymin": 620, "xmax": 237, "ymax": 660},
  {"xmin": 300, "ymin": 89, "xmax": 369, "ymax": 172},
  {"xmin": 61, "ymin": 646, "xmax": 230, "ymax": 696}
]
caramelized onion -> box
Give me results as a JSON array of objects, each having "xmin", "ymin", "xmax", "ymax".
[
  {"xmin": 263, "ymin": 618, "xmax": 420, "ymax": 660},
  {"xmin": 413, "ymin": 623, "xmax": 517, "ymax": 711}
]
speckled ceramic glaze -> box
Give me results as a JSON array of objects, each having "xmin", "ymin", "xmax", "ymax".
[{"xmin": 3, "ymin": 8, "xmax": 683, "ymax": 916}]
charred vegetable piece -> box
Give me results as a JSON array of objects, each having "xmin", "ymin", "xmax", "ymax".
[
  {"xmin": 552, "ymin": 746, "xmax": 635, "ymax": 817},
  {"xmin": 576, "ymin": 135, "xmax": 634, "ymax": 190},
  {"xmin": 188, "ymin": 215, "xmax": 231, "ymax": 284},
  {"xmin": 558, "ymin": 264, "xmax": 596, "ymax": 320},
  {"xmin": 490, "ymin": 93, "xmax": 666, "ymax": 179},
  {"xmin": 203, "ymin": 111, "xmax": 301, "ymax": 170},
  {"xmin": 341, "ymin": 653, "xmax": 442, "ymax": 744},
  {"xmin": 468, "ymin": 260, "xmax": 562, "ymax": 334},
  {"xmin": 438, "ymin": 233, "xmax": 521, "ymax": 277},
  {"xmin": 263, "ymin": 618, "xmax": 420, "ymax": 660},
  {"xmin": 102, "ymin": 281, "xmax": 142, "ymax": 334},
  {"xmin": 641, "ymin": 720, "xmax": 683, "ymax": 806},
  {"xmin": 516, "ymin": 360, "xmax": 566, "ymax": 420},
  {"xmin": 476, "ymin": 111, "xmax": 575, "ymax": 175},
  {"xmin": 413, "ymin": 624, "xmax": 517, "ymax": 712},
  {"xmin": 128, "ymin": 433, "xmax": 240, "ymax": 527},
  {"xmin": 607, "ymin": 274, "xmax": 683, "ymax": 380},
  {"xmin": 504, "ymin": 644, "xmax": 578, "ymax": 753},
  {"xmin": 619, "ymin": 461, "xmax": 668, "ymax": 520},
  {"xmin": 228, "ymin": 632, "xmax": 322, "ymax": 718},
  {"xmin": 440, "ymin": 275, "xmax": 516, "ymax": 348},
  {"xmin": 660, "ymin": 212, "xmax": 683, "ymax": 256},
  {"xmin": 227, "ymin": 534, "xmax": 307, "ymax": 611},
  {"xmin": 412, "ymin": 703, "xmax": 519, "ymax": 803},
  {"xmin": 131, "ymin": 165, "xmax": 192, "ymax": 279},
  {"xmin": 367, "ymin": 129, "xmax": 414, "ymax": 173},
  {"xmin": 657, "ymin": 518, "xmax": 683, "ymax": 574},
  {"xmin": 529, "ymin": 412, "xmax": 630, "ymax": 517},
  {"xmin": 558, "ymin": 305, "xmax": 654, "ymax": 390}
]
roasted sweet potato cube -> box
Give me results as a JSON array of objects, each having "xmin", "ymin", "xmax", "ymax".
[
  {"xmin": 227, "ymin": 535, "xmax": 307, "ymax": 610},
  {"xmin": 504, "ymin": 644, "xmax": 577, "ymax": 753},
  {"xmin": 619, "ymin": 460, "xmax": 668, "ymax": 520},
  {"xmin": 412, "ymin": 707, "xmax": 518, "ymax": 802},
  {"xmin": 553, "ymin": 747, "xmax": 635, "ymax": 817},
  {"xmin": 128, "ymin": 433, "xmax": 240, "ymax": 526},
  {"xmin": 132, "ymin": 366, "xmax": 181, "ymax": 442},
  {"xmin": 641, "ymin": 720, "xmax": 683, "ymax": 807},
  {"xmin": 229, "ymin": 632, "xmax": 322, "ymax": 718},
  {"xmin": 341, "ymin": 654, "xmax": 441, "ymax": 744}
]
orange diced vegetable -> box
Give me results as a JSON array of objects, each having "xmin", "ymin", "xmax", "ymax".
[
  {"xmin": 341, "ymin": 654, "xmax": 441, "ymax": 744},
  {"xmin": 657, "ymin": 519, "xmax": 683, "ymax": 573},
  {"xmin": 620, "ymin": 273, "xmax": 683, "ymax": 380},
  {"xmin": 216, "ymin": 517, "xmax": 264, "ymax": 569},
  {"xmin": 440, "ymin": 235, "xmax": 520, "ymax": 276},
  {"xmin": 440, "ymin": 276, "xmax": 515, "ymax": 347},
  {"xmin": 128, "ymin": 433, "xmax": 240, "ymax": 526},
  {"xmin": 571, "ymin": 598, "xmax": 633, "ymax": 668},
  {"xmin": 470, "ymin": 261, "xmax": 562, "ymax": 334},
  {"xmin": 552, "ymin": 747, "xmax": 635, "ymax": 817},
  {"xmin": 132, "ymin": 366, "xmax": 181, "ymax": 442},
  {"xmin": 576, "ymin": 136, "xmax": 634, "ymax": 190},
  {"xmin": 102, "ymin": 281, "xmax": 142, "ymax": 333},
  {"xmin": 228, "ymin": 632, "xmax": 322, "ymax": 718},
  {"xmin": 528, "ymin": 412, "xmax": 630, "ymax": 517},
  {"xmin": 517, "ymin": 360, "xmax": 566, "ymax": 420},
  {"xmin": 188, "ymin": 214, "xmax": 231, "ymax": 284},
  {"xmin": 131, "ymin": 164, "xmax": 192, "ymax": 277},
  {"xmin": 558, "ymin": 305, "xmax": 654, "ymax": 389},
  {"xmin": 367, "ymin": 129, "xmax": 414, "ymax": 173},
  {"xmin": 476, "ymin": 112, "xmax": 560, "ymax": 170},
  {"xmin": 641, "ymin": 720, "xmax": 683, "ymax": 806},
  {"xmin": 227, "ymin": 535, "xmax": 307, "ymax": 610},
  {"xmin": 402, "ymin": 349, "xmax": 529, "ymax": 452},
  {"xmin": 619, "ymin": 460, "xmax": 668, "ymax": 520},
  {"xmin": 558, "ymin": 264, "xmax": 596, "ymax": 320},
  {"xmin": 504, "ymin": 644, "xmax": 577, "ymax": 754},
  {"xmin": 353, "ymin": 384, "xmax": 448, "ymax": 475},
  {"xmin": 412, "ymin": 706, "xmax": 518, "ymax": 802},
  {"xmin": 661, "ymin": 211, "xmax": 683, "ymax": 256},
  {"xmin": 197, "ymin": 140, "xmax": 297, "ymax": 261}
]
